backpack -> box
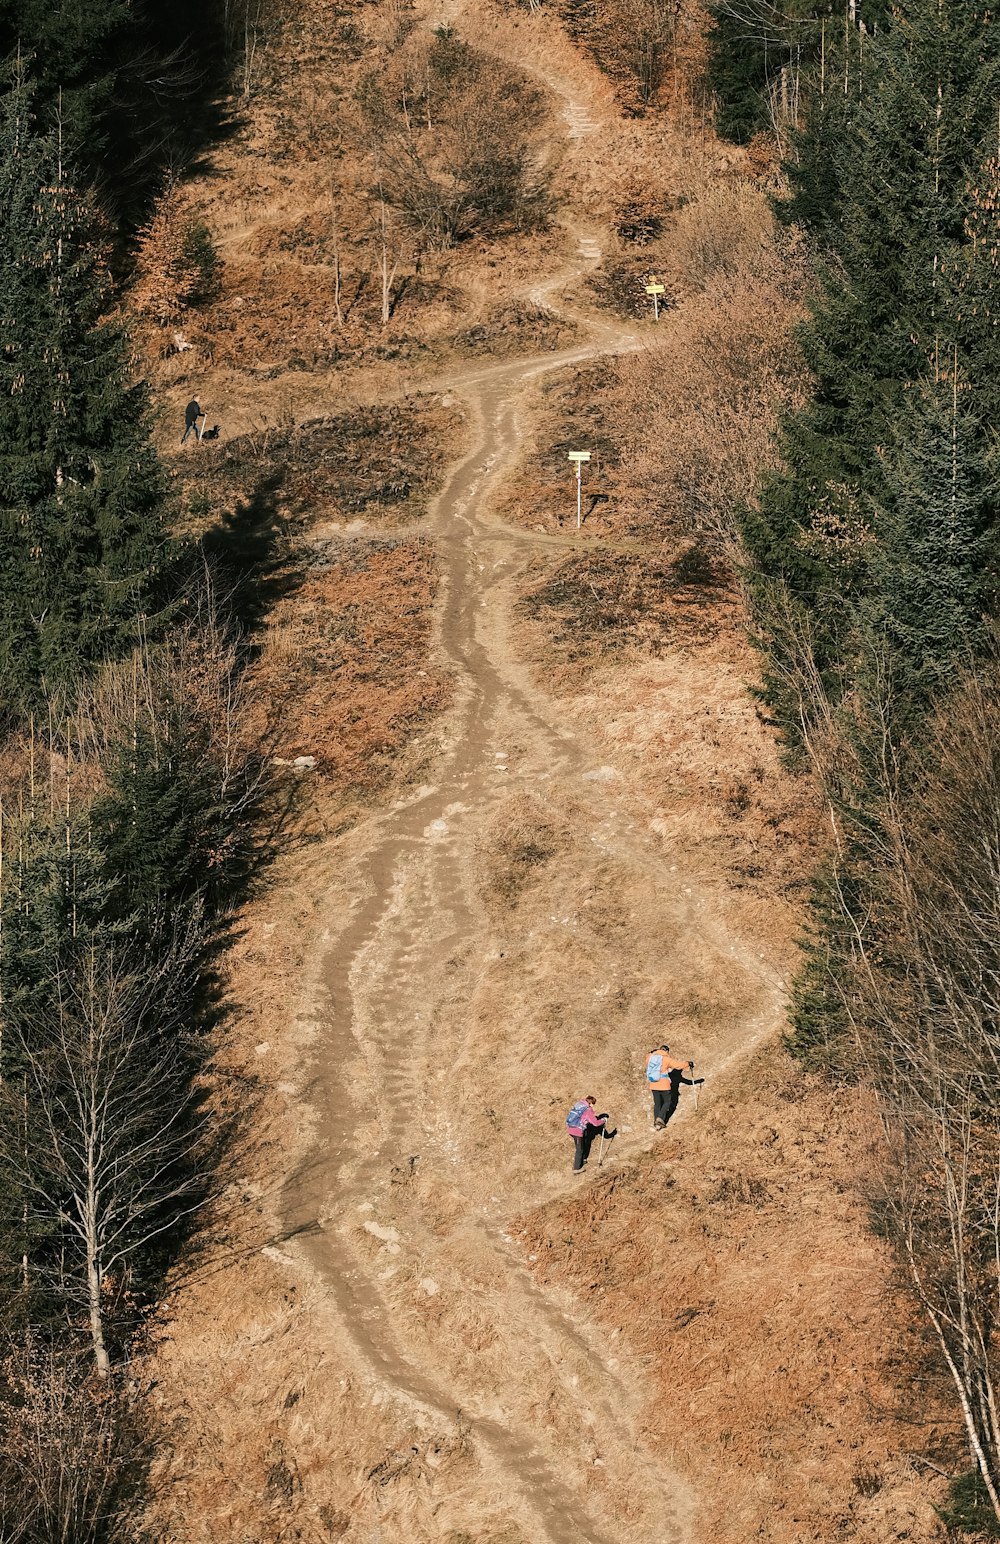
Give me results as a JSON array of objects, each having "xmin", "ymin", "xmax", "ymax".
[
  {"xmin": 646, "ymin": 1053, "xmax": 663, "ymax": 1082},
  {"xmin": 566, "ymin": 1100, "xmax": 590, "ymax": 1129}
]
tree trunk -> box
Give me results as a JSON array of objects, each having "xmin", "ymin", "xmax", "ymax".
[{"xmin": 84, "ymin": 1197, "xmax": 110, "ymax": 1379}]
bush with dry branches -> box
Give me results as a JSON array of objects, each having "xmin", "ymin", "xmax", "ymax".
[
  {"xmin": 0, "ymin": 1347, "xmax": 150, "ymax": 1544},
  {"xmin": 354, "ymin": 28, "xmax": 553, "ymax": 251},
  {"xmin": 611, "ymin": 217, "xmax": 810, "ymax": 541}
]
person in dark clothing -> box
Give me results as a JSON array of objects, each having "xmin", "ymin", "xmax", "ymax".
[
  {"xmin": 660, "ymin": 1063, "xmax": 704, "ymax": 1126},
  {"xmin": 646, "ymin": 1045, "xmax": 692, "ymax": 1128},
  {"xmin": 646, "ymin": 1044, "xmax": 707, "ymax": 1128},
  {"xmin": 181, "ymin": 398, "xmax": 205, "ymax": 444}
]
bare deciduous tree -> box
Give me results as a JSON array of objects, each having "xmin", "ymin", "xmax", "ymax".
[
  {"xmin": 2, "ymin": 940, "xmax": 207, "ymax": 1379},
  {"xmin": 355, "ymin": 32, "xmax": 551, "ymax": 254},
  {"xmin": 826, "ymin": 667, "xmax": 1000, "ymax": 1519}
]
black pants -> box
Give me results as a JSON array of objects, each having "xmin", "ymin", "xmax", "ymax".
[
  {"xmin": 653, "ymin": 1087, "xmax": 679, "ymax": 1125},
  {"xmin": 572, "ymin": 1126, "xmax": 602, "ymax": 1169},
  {"xmin": 181, "ymin": 419, "xmax": 202, "ymax": 444}
]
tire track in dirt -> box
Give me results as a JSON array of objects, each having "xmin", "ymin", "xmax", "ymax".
[
  {"xmin": 283, "ymin": 312, "xmax": 685, "ymax": 1543},
  {"xmin": 281, "ymin": 17, "xmax": 784, "ymax": 1543}
]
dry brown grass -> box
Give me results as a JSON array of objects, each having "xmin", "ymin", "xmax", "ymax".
[
  {"xmin": 249, "ymin": 537, "xmax": 451, "ymax": 794},
  {"xmin": 476, "ymin": 792, "xmax": 568, "ymax": 912},
  {"xmin": 517, "ymin": 1045, "xmax": 954, "ymax": 1544},
  {"xmin": 129, "ymin": 3, "xmax": 961, "ymax": 1542}
]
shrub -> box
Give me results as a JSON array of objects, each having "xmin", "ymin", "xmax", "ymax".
[{"xmin": 132, "ymin": 188, "xmax": 221, "ymax": 324}]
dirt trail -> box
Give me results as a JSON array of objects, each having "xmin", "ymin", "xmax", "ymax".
[{"xmin": 281, "ymin": 17, "xmax": 787, "ymax": 1544}]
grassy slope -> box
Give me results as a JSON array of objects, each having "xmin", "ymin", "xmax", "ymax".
[{"xmin": 138, "ymin": 1, "xmax": 955, "ymax": 1538}]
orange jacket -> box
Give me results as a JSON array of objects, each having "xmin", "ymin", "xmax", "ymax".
[{"xmin": 646, "ymin": 1050, "xmax": 690, "ymax": 1090}]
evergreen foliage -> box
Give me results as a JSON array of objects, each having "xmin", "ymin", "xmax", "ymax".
[
  {"xmin": 94, "ymin": 688, "xmax": 261, "ymax": 936},
  {"xmin": 0, "ymin": 0, "xmax": 226, "ymax": 224},
  {"xmin": 859, "ymin": 377, "xmax": 999, "ymax": 707},
  {"xmin": 745, "ymin": 0, "xmax": 1000, "ymax": 735},
  {"xmin": 746, "ymin": 0, "xmax": 1000, "ymax": 1503},
  {"xmin": 0, "ymin": 69, "xmax": 178, "ymax": 723},
  {"xmin": 706, "ymin": 0, "xmax": 822, "ymax": 144}
]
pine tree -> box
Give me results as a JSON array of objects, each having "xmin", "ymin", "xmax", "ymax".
[
  {"xmin": 0, "ymin": 68, "xmax": 178, "ymax": 723},
  {"xmin": 857, "ymin": 372, "xmax": 998, "ymax": 708},
  {"xmin": 706, "ymin": 0, "xmax": 782, "ymax": 144},
  {"xmin": 745, "ymin": 0, "xmax": 1000, "ymax": 729},
  {"xmin": 94, "ymin": 710, "xmax": 237, "ymax": 939},
  {"xmin": 951, "ymin": 152, "xmax": 1000, "ymax": 426},
  {"xmin": 0, "ymin": 0, "xmax": 226, "ymax": 224}
]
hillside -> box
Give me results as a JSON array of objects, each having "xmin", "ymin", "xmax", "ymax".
[{"xmin": 135, "ymin": 0, "xmax": 957, "ymax": 1539}]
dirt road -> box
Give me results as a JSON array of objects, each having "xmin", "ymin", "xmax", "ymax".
[{"xmin": 281, "ymin": 23, "xmax": 787, "ymax": 1544}]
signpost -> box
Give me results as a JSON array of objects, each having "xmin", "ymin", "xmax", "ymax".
[
  {"xmin": 645, "ymin": 276, "xmax": 666, "ymax": 322},
  {"xmin": 567, "ymin": 450, "xmax": 591, "ymax": 529}
]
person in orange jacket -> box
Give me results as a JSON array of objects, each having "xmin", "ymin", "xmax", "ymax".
[{"xmin": 645, "ymin": 1044, "xmax": 703, "ymax": 1129}]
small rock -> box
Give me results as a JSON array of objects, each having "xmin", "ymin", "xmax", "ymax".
[
  {"xmin": 363, "ymin": 1220, "xmax": 401, "ymax": 1244},
  {"xmin": 292, "ymin": 755, "xmax": 317, "ymax": 771}
]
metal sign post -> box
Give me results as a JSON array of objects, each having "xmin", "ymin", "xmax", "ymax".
[
  {"xmin": 645, "ymin": 276, "xmax": 666, "ymax": 321},
  {"xmin": 567, "ymin": 450, "xmax": 591, "ymax": 529}
]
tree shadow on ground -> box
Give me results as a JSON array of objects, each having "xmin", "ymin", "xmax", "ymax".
[{"xmin": 200, "ymin": 471, "xmax": 303, "ymax": 642}]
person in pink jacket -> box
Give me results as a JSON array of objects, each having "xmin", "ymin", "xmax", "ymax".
[{"xmin": 566, "ymin": 1095, "xmax": 615, "ymax": 1172}]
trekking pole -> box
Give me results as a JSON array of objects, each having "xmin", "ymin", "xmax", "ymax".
[
  {"xmin": 694, "ymin": 1067, "xmax": 701, "ymax": 1112},
  {"xmin": 598, "ymin": 1129, "xmax": 606, "ymax": 1166}
]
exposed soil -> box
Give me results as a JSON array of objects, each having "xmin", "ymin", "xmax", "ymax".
[{"xmin": 144, "ymin": 0, "xmax": 956, "ymax": 1540}]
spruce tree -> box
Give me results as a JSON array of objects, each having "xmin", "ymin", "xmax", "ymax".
[
  {"xmin": 0, "ymin": 0, "xmax": 226, "ymax": 224},
  {"xmin": 857, "ymin": 374, "xmax": 998, "ymax": 708},
  {"xmin": 0, "ymin": 68, "xmax": 177, "ymax": 723},
  {"xmin": 94, "ymin": 708, "xmax": 242, "ymax": 939},
  {"xmin": 951, "ymin": 153, "xmax": 1000, "ymax": 425},
  {"xmin": 745, "ymin": 0, "xmax": 1000, "ymax": 729}
]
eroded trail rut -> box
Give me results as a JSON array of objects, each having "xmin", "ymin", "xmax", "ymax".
[
  {"xmin": 286, "ymin": 310, "xmax": 672, "ymax": 1544},
  {"xmin": 281, "ymin": 47, "xmax": 785, "ymax": 1544}
]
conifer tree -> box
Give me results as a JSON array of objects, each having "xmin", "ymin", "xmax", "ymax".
[
  {"xmin": 858, "ymin": 373, "xmax": 998, "ymax": 707},
  {"xmin": 0, "ymin": 0, "xmax": 225, "ymax": 223},
  {"xmin": 0, "ymin": 68, "xmax": 177, "ymax": 724},
  {"xmin": 94, "ymin": 709, "xmax": 240, "ymax": 941},
  {"xmin": 951, "ymin": 153, "xmax": 1000, "ymax": 425},
  {"xmin": 746, "ymin": 0, "xmax": 1000, "ymax": 728}
]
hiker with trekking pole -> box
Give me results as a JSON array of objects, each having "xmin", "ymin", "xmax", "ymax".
[
  {"xmin": 181, "ymin": 396, "xmax": 206, "ymax": 445},
  {"xmin": 645, "ymin": 1044, "xmax": 704, "ymax": 1129},
  {"xmin": 565, "ymin": 1095, "xmax": 616, "ymax": 1172}
]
